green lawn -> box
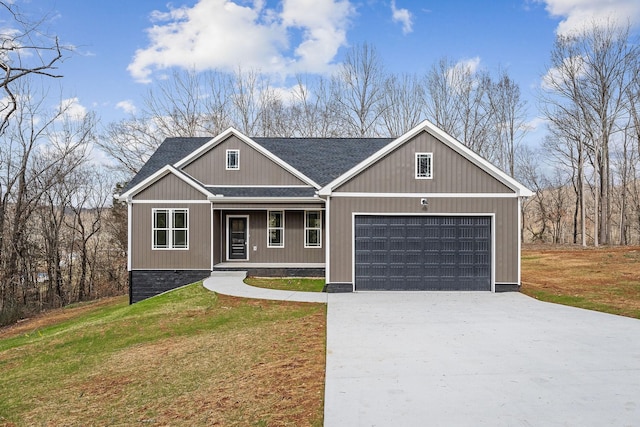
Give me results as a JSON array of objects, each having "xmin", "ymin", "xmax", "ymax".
[
  {"xmin": 0, "ymin": 282, "xmax": 326, "ymax": 426},
  {"xmin": 245, "ymin": 277, "xmax": 325, "ymax": 292}
]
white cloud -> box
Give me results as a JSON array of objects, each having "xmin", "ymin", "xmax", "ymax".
[
  {"xmin": 391, "ymin": 0, "xmax": 413, "ymax": 34},
  {"xmin": 540, "ymin": 55, "xmax": 586, "ymax": 90},
  {"xmin": 457, "ymin": 57, "xmax": 481, "ymax": 74},
  {"xmin": 59, "ymin": 97, "xmax": 87, "ymax": 121},
  {"xmin": 116, "ymin": 100, "xmax": 137, "ymax": 115},
  {"xmin": 128, "ymin": 0, "xmax": 355, "ymax": 83},
  {"xmin": 538, "ymin": 0, "xmax": 640, "ymax": 34}
]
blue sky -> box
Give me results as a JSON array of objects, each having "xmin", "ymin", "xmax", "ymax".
[{"xmin": 12, "ymin": 0, "xmax": 640, "ymax": 138}]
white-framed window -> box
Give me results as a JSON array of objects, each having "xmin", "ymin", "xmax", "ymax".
[
  {"xmin": 415, "ymin": 152, "xmax": 433, "ymax": 179},
  {"xmin": 226, "ymin": 149, "xmax": 240, "ymax": 170},
  {"xmin": 267, "ymin": 211, "xmax": 284, "ymax": 248},
  {"xmin": 152, "ymin": 208, "xmax": 188, "ymax": 249},
  {"xmin": 304, "ymin": 210, "xmax": 322, "ymax": 248}
]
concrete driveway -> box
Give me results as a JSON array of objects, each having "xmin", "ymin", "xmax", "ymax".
[{"xmin": 324, "ymin": 292, "xmax": 640, "ymax": 426}]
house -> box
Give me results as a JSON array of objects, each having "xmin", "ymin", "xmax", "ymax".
[{"xmin": 117, "ymin": 120, "xmax": 533, "ymax": 303}]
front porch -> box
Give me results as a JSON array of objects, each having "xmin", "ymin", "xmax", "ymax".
[{"xmin": 213, "ymin": 262, "xmax": 325, "ymax": 278}]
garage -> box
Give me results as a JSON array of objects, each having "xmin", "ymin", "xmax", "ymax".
[{"xmin": 354, "ymin": 215, "xmax": 492, "ymax": 291}]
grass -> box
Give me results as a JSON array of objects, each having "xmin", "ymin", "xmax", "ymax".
[
  {"xmin": 3, "ymin": 248, "xmax": 639, "ymax": 425},
  {"xmin": 245, "ymin": 277, "xmax": 325, "ymax": 292},
  {"xmin": 521, "ymin": 245, "xmax": 640, "ymax": 319},
  {"xmin": 0, "ymin": 282, "xmax": 326, "ymax": 426}
]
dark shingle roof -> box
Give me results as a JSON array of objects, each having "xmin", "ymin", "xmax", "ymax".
[
  {"xmin": 123, "ymin": 135, "xmax": 394, "ymax": 194},
  {"xmin": 207, "ymin": 187, "xmax": 318, "ymax": 198},
  {"xmin": 123, "ymin": 137, "xmax": 212, "ymax": 192},
  {"xmin": 252, "ymin": 137, "xmax": 393, "ymax": 186}
]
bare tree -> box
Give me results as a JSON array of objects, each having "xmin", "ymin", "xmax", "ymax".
[
  {"xmin": 487, "ymin": 69, "xmax": 528, "ymax": 176},
  {"xmin": 423, "ymin": 57, "xmax": 495, "ymax": 159},
  {"xmin": 290, "ymin": 75, "xmax": 341, "ymax": 137},
  {"xmin": 333, "ymin": 43, "xmax": 387, "ymax": 137},
  {"xmin": 380, "ymin": 73, "xmax": 425, "ymax": 137},
  {"xmin": 0, "ymin": 80, "xmax": 92, "ymax": 318},
  {"xmin": 0, "ymin": 2, "xmax": 65, "ymax": 133},
  {"xmin": 541, "ymin": 19, "xmax": 640, "ymax": 245}
]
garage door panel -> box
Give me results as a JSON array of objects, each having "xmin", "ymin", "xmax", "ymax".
[{"xmin": 355, "ymin": 215, "xmax": 491, "ymax": 291}]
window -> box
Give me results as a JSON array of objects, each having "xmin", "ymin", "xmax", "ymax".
[
  {"xmin": 304, "ymin": 211, "xmax": 322, "ymax": 248},
  {"xmin": 153, "ymin": 208, "xmax": 188, "ymax": 249},
  {"xmin": 415, "ymin": 153, "xmax": 433, "ymax": 179},
  {"xmin": 267, "ymin": 211, "xmax": 284, "ymax": 248},
  {"xmin": 226, "ymin": 149, "xmax": 239, "ymax": 170}
]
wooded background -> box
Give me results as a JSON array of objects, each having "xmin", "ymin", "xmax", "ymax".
[{"xmin": 1, "ymin": 2, "xmax": 639, "ymax": 324}]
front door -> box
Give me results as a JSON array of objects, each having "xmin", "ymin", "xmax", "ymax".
[{"xmin": 228, "ymin": 217, "xmax": 248, "ymax": 260}]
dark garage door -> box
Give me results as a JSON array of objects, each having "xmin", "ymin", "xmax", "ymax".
[{"xmin": 355, "ymin": 215, "xmax": 491, "ymax": 291}]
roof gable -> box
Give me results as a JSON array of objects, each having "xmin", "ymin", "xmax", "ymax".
[
  {"xmin": 119, "ymin": 165, "xmax": 213, "ymax": 201},
  {"xmin": 318, "ymin": 120, "xmax": 533, "ymax": 197},
  {"xmin": 181, "ymin": 133, "xmax": 312, "ymax": 187},
  {"xmin": 175, "ymin": 128, "xmax": 320, "ymax": 188}
]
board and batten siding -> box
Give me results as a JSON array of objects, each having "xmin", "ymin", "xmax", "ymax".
[
  {"xmin": 336, "ymin": 131, "xmax": 513, "ymax": 194},
  {"xmin": 220, "ymin": 211, "xmax": 325, "ymax": 264},
  {"xmin": 328, "ymin": 196, "xmax": 519, "ymax": 285},
  {"xmin": 216, "ymin": 209, "xmax": 326, "ymax": 264},
  {"xmin": 131, "ymin": 202, "xmax": 212, "ymax": 270},
  {"xmin": 134, "ymin": 173, "xmax": 208, "ymax": 201},
  {"xmin": 183, "ymin": 135, "xmax": 309, "ymax": 186}
]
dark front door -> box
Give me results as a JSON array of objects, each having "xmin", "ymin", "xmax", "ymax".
[{"xmin": 228, "ymin": 217, "xmax": 248, "ymax": 260}]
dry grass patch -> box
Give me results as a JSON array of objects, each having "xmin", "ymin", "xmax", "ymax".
[
  {"xmin": 0, "ymin": 284, "xmax": 326, "ymax": 426},
  {"xmin": 521, "ymin": 245, "xmax": 640, "ymax": 318}
]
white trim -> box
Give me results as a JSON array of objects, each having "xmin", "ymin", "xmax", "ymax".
[
  {"xmin": 117, "ymin": 165, "xmax": 213, "ymax": 201},
  {"xmin": 517, "ymin": 196, "xmax": 522, "ymax": 287},
  {"xmin": 226, "ymin": 215, "xmax": 250, "ymax": 261},
  {"xmin": 130, "ymin": 268, "xmax": 211, "ymax": 271},
  {"xmin": 304, "ymin": 210, "xmax": 322, "ymax": 248},
  {"xmin": 127, "ymin": 202, "xmax": 132, "ymax": 271},
  {"xmin": 208, "ymin": 196, "xmax": 322, "ymax": 203},
  {"xmin": 225, "ymin": 149, "xmax": 240, "ymax": 170},
  {"xmin": 129, "ymin": 199, "xmax": 212, "ymax": 204},
  {"xmin": 325, "ymin": 196, "xmax": 331, "ymax": 284},
  {"xmin": 212, "ymin": 206, "xmax": 324, "ymax": 211},
  {"xmin": 351, "ymin": 212, "xmax": 496, "ymax": 293},
  {"xmin": 173, "ymin": 127, "xmax": 321, "ymax": 189},
  {"xmin": 329, "ymin": 192, "xmax": 519, "ymax": 198},
  {"xmin": 210, "ymin": 204, "xmax": 214, "ymax": 271},
  {"xmin": 318, "ymin": 120, "xmax": 532, "ymax": 197},
  {"xmin": 267, "ymin": 210, "xmax": 285, "ymax": 248},
  {"xmin": 206, "ymin": 184, "xmax": 312, "ymax": 188},
  {"xmin": 152, "ymin": 208, "xmax": 189, "ymax": 250},
  {"xmin": 415, "ymin": 152, "xmax": 433, "ymax": 179}
]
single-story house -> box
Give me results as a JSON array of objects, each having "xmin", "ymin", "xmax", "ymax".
[{"xmin": 117, "ymin": 120, "xmax": 532, "ymax": 303}]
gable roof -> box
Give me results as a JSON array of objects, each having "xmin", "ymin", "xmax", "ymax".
[
  {"xmin": 252, "ymin": 137, "xmax": 392, "ymax": 186},
  {"xmin": 120, "ymin": 129, "xmax": 393, "ymax": 197},
  {"xmin": 318, "ymin": 120, "xmax": 533, "ymax": 197},
  {"xmin": 123, "ymin": 136, "xmax": 212, "ymax": 193},
  {"xmin": 120, "ymin": 164, "xmax": 214, "ymax": 201}
]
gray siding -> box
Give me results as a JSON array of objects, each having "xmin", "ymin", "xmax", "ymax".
[
  {"xmin": 336, "ymin": 131, "xmax": 513, "ymax": 194},
  {"xmin": 219, "ymin": 210, "xmax": 325, "ymax": 264},
  {"xmin": 135, "ymin": 173, "xmax": 208, "ymax": 201},
  {"xmin": 328, "ymin": 196, "xmax": 518, "ymax": 284},
  {"xmin": 131, "ymin": 202, "xmax": 212, "ymax": 269},
  {"xmin": 183, "ymin": 135, "xmax": 309, "ymax": 186}
]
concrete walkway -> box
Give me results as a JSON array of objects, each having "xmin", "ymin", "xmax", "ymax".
[
  {"xmin": 203, "ymin": 271, "xmax": 327, "ymax": 303},
  {"xmin": 203, "ymin": 273, "xmax": 640, "ymax": 426}
]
